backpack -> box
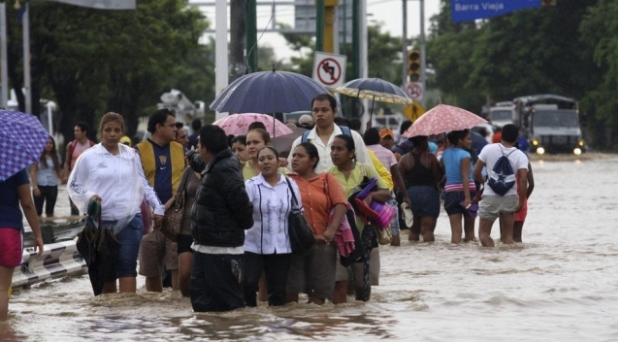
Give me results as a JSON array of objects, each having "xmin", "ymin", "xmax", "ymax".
[
  {"xmin": 487, "ymin": 147, "xmax": 517, "ymax": 196},
  {"xmin": 301, "ymin": 125, "xmax": 351, "ymax": 143}
]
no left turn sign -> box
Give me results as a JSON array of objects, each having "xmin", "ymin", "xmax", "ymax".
[
  {"xmin": 406, "ymin": 82, "xmax": 424, "ymax": 101},
  {"xmin": 313, "ymin": 52, "xmax": 347, "ymax": 89}
]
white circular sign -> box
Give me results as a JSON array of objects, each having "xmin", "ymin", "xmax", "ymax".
[
  {"xmin": 316, "ymin": 58, "xmax": 342, "ymax": 86},
  {"xmin": 406, "ymin": 82, "xmax": 424, "ymax": 100}
]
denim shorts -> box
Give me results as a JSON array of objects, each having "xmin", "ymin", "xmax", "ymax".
[
  {"xmin": 387, "ymin": 198, "xmax": 400, "ymax": 236},
  {"xmin": 407, "ymin": 186, "xmax": 440, "ymax": 218},
  {"xmin": 109, "ymin": 213, "xmax": 143, "ymax": 278},
  {"xmin": 444, "ymin": 191, "xmax": 477, "ymax": 216}
]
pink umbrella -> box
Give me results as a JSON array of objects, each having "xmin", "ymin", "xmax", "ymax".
[
  {"xmin": 213, "ymin": 113, "xmax": 293, "ymax": 137},
  {"xmin": 402, "ymin": 104, "xmax": 488, "ymax": 138}
]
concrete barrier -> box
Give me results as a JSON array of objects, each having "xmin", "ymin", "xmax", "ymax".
[{"xmin": 12, "ymin": 240, "xmax": 87, "ymax": 288}]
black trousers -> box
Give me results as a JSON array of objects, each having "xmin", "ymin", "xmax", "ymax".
[
  {"xmin": 190, "ymin": 252, "xmax": 245, "ymax": 312},
  {"xmin": 33, "ymin": 185, "xmax": 58, "ymax": 216},
  {"xmin": 242, "ymin": 252, "xmax": 292, "ymax": 307}
]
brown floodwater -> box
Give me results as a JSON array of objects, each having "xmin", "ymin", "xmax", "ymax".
[{"xmin": 2, "ymin": 153, "xmax": 618, "ymax": 341}]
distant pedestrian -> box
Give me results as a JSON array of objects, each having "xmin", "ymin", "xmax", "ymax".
[
  {"xmin": 175, "ymin": 124, "xmax": 189, "ymax": 149},
  {"xmin": 30, "ymin": 136, "xmax": 63, "ymax": 217},
  {"xmin": 187, "ymin": 118, "xmax": 202, "ymax": 150},
  {"xmin": 474, "ymin": 124, "xmax": 529, "ymax": 247},
  {"xmin": 442, "ymin": 129, "xmax": 477, "ymax": 244},
  {"xmin": 62, "ymin": 121, "xmax": 95, "ymax": 215},
  {"xmin": 512, "ymin": 162, "xmax": 534, "ymax": 243},
  {"xmin": 230, "ymin": 135, "xmax": 249, "ymax": 169},
  {"xmin": 399, "ymin": 136, "xmax": 442, "ymax": 242}
]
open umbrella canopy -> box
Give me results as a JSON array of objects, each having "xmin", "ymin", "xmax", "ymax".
[
  {"xmin": 403, "ymin": 104, "xmax": 488, "ymax": 138},
  {"xmin": 213, "ymin": 113, "xmax": 293, "ymax": 137},
  {"xmin": 0, "ymin": 110, "xmax": 50, "ymax": 181},
  {"xmin": 210, "ymin": 70, "xmax": 329, "ymax": 114},
  {"xmin": 334, "ymin": 78, "xmax": 411, "ymax": 105}
]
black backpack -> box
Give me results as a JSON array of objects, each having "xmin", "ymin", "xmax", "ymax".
[{"xmin": 487, "ymin": 148, "xmax": 517, "ymax": 196}]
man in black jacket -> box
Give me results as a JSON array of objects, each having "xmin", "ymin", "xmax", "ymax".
[{"xmin": 186, "ymin": 125, "xmax": 253, "ymax": 312}]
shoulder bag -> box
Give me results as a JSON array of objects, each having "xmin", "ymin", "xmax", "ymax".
[
  {"xmin": 285, "ymin": 178, "xmax": 315, "ymax": 256},
  {"xmin": 161, "ymin": 168, "xmax": 192, "ymax": 242}
]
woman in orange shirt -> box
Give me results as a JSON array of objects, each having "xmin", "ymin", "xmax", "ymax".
[{"xmin": 286, "ymin": 143, "xmax": 348, "ymax": 305}]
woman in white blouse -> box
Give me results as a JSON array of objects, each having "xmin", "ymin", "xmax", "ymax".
[
  {"xmin": 68, "ymin": 112, "xmax": 164, "ymax": 294},
  {"xmin": 243, "ymin": 146, "xmax": 301, "ymax": 307}
]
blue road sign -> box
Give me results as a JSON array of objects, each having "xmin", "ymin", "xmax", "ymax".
[{"xmin": 451, "ymin": 0, "xmax": 540, "ymax": 22}]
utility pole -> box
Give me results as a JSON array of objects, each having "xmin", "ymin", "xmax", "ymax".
[
  {"xmin": 230, "ymin": 0, "xmax": 246, "ymax": 81},
  {"xmin": 246, "ymin": 0, "xmax": 257, "ymax": 72},
  {"xmin": 315, "ymin": 0, "xmax": 324, "ymax": 52},
  {"xmin": 214, "ymin": 0, "xmax": 228, "ymax": 120}
]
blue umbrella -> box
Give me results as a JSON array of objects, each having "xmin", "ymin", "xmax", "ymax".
[
  {"xmin": 334, "ymin": 78, "xmax": 411, "ymax": 121},
  {"xmin": 0, "ymin": 110, "xmax": 49, "ymax": 181},
  {"xmin": 210, "ymin": 70, "xmax": 330, "ymax": 114}
]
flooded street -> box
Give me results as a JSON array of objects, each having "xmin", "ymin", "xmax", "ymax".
[{"xmin": 3, "ymin": 154, "xmax": 618, "ymax": 341}]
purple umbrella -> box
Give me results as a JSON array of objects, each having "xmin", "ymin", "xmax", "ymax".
[{"xmin": 0, "ymin": 110, "xmax": 49, "ymax": 181}]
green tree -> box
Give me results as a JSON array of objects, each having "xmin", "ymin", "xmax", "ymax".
[
  {"xmin": 579, "ymin": 0, "xmax": 618, "ymax": 148},
  {"xmin": 14, "ymin": 0, "xmax": 207, "ymax": 143}
]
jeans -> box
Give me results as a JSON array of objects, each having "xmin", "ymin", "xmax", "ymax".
[{"xmin": 108, "ymin": 214, "xmax": 143, "ymax": 278}]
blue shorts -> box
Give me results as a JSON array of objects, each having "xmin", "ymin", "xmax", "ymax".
[
  {"xmin": 387, "ymin": 198, "xmax": 400, "ymax": 236},
  {"xmin": 444, "ymin": 191, "xmax": 477, "ymax": 216},
  {"xmin": 407, "ymin": 186, "xmax": 440, "ymax": 218},
  {"xmin": 104, "ymin": 214, "xmax": 143, "ymax": 278}
]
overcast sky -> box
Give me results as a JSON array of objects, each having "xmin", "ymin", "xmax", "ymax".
[{"xmin": 190, "ymin": 0, "xmax": 442, "ymax": 60}]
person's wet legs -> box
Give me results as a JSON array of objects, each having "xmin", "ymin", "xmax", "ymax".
[
  {"xmin": 409, "ymin": 217, "xmax": 421, "ymax": 241},
  {"xmin": 448, "ymin": 214, "xmax": 463, "ymax": 244},
  {"xmin": 0, "ymin": 266, "xmax": 14, "ymax": 321},
  {"xmin": 479, "ymin": 218, "xmax": 495, "ymax": 247},
  {"xmin": 333, "ymin": 281, "xmax": 348, "ymax": 304},
  {"xmin": 513, "ymin": 222, "xmax": 524, "ymax": 243},
  {"xmin": 420, "ymin": 216, "xmax": 436, "ymax": 242},
  {"xmin": 463, "ymin": 216, "xmax": 476, "ymax": 242},
  {"xmin": 499, "ymin": 213, "xmax": 515, "ymax": 245}
]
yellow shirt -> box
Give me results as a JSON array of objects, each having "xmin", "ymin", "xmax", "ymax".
[
  {"xmin": 368, "ymin": 150, "xmax": 394, "ymax": 191},
  {"xmin": 328, "ymin": 163, "xmax": 387, "ymax": 232}
]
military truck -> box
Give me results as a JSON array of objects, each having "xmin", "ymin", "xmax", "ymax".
[{"xmin": 513, "ymin": 94, "xmax": 585, "ymax": 155}]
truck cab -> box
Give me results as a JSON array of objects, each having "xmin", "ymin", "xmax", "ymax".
[
  {"xmin": 529, "ymin": 104, "xmax": 585, "ymax": 155},
  {"xmin": 488, "ymin": 103, "xmax": 516, "ymax": 128}
]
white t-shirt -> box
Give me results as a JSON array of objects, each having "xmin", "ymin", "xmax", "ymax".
[{"xmin": 478, "ymin": 143, "xmax": 528, "ymax": 197}]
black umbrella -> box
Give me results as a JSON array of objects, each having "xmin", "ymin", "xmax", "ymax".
[
  {"xmin": 76, "ymin": 200, "xmax": 120, "ymax": 296},
  {"xmin": 209, "ymin": 70, "xmax": 329, "ymax": 114}
]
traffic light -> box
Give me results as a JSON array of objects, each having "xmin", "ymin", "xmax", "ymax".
[
  {"xmin": 542, "ymin": 0, "xmax": 556, "ymax": 6},
  {"xmin": 407, "ymin": 50, "xmax": 420, "ymax": 83}
]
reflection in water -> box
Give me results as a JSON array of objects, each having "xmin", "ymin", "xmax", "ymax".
[{"xmin": 5, "ymin": 155, "xmax": 618, "ymax": 341}]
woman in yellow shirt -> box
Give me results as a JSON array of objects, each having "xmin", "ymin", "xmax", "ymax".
[{"xmin": 328, "ymin": 134, "xmax": 390, "ymax": 303}]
